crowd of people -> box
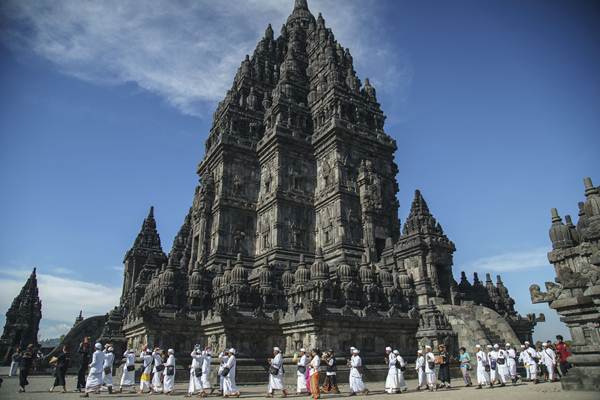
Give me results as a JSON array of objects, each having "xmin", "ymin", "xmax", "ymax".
[{"xmin": 5, "ymin": 334, "xmax": 572, "ymax": 397}]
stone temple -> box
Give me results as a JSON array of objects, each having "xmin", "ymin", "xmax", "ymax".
[
  {"xmin": 46, "ymin": 0, "xmax": 539, "ymax": 374},
  {"xmin": 530, "ymin": 177, "xmax": 600, "ymax": 391},
  {"xmin": 0, "ymin": 268, "xmax": 41, "ymax": 364}
]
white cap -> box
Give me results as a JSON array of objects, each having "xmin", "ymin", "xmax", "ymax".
[
  {"xmin": 520, "ymin": 345, "xmax": 526, "ymax": 349},
  {"xmin": 300, "ymin": 348, "xmax": 306, "ymax": 352},
  {"xmin": 95, "ymin": 343, "xmax": 102, "ymax": 350},
  {"xmin": 542, "ymin": 342, "xmax": 548, "ymax": 347},
  {"xmin": 486, "ymin": 345, "xmax": 493, "ymax": 349},
  {"xmin": 524, "ymin": 341, "xmax": 530, "ymax": 345},
  {"xmin": 352, "ymin": 349, "xmax": 359, "ymax": 354},
  {"xmin": 425, "ymin": 345, "xmax": 432, "ymax": 350},
  {"xmin": 229, "ymin": 348, "xmax": 236, "ymax": 354},
  {"xmin": 146, "ymin": 348, "xmax": 152, "ymax": 354},
  {"xmin": 385, "ymin": 346, "xmax": 392, "ymax": 352},
  {"xmin": 108, "ymin": 347, "xmax": 114, "ymax": 352},
  {"xmin": 350, "ymin": 346, "xmax": 356, "ymax": 351},
  {"xmin": 493, "ymin": 344, "xmax": 499, "ymax": 349},
  {"xmin": 168, "ymin": 348, "xmax": 174, "ymax": 354},
  {"xmin": 417, "ymin": 350, "xmax": 423, "ymax": 354},
  {"xmin": 505, "ymin": 343, "xmax": 511, "ymax": 347},
  {"xmin": 475, "ymin": 344, "xmax": 481, "ymax": 348},
  {"xmin": 393, "ymin": 350, "xmax": 399, "ymax": 355},
  {"xmin": 273, "ymin": 347, "xmax": 281, "ymax": 352}
]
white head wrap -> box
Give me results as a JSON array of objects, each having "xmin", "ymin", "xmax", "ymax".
[
  {"xmin": 385, "ymin": 346, "xmax": 392, "ymax": 352},
  {"xmin": 168, "ymin": 348, "xmax": 174, "ymax": 354},
  {"xmin": 352, "ymin": 349, "xmax": 359, "ymax": 354},
  {"xmin": 542, "ymin": 342, "xmax": 548, "ymax": 347},
  {"xmin": 273, "ymin": 347, "xmax": 281, "ymax": 352},
  {"xmin": 95, "ymin": 343, "xmax": 102, "ymax": 350},
  {"xmin": 524, "ymin": 341, "xmax": 530, "ymax": 345},
  {"xmin": 300, "ymin": 348, "xmax": 306, "ymax": 352},
  {"xmin": 475, "ymin": 344, "xmax": 481, "ymax": 348},
  {"xmin": 520, "ymin": 345, "xmax": 526, "ymax": 349},
  {"xmin": 229, "ymin": 348, "xmax": 236, "ymax": 355},
  {"xmin": 505, "ymin": 343, "xmax": 511, "ymax": 347},
  {"xmin": 493, "ymin": 344, "xmax": 499, "ymax": 349},
  {"xmin": 486, "ymin": 344, "xmax": 493, "ymax": 349},
  {"xmin": 425, "ymin": 345, "xmax": 432, "ymax": 350},
  {"xmin": 417, "ymin": 350, "xmax": 423, "ymax": 354},
  {"xmin": 393, "ymin": 350, "xmax": 399, "ymax": 355}
]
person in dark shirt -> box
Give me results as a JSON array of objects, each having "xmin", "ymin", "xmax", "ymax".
[
  {"xmin": 18, "ymin": 344, "xmax": 35, "ymax": 392},
  {"xmin": 50, "ymin": 345, "xmax": 71, "ymax": 393},
  {"xmin": 437, "ymin": 344, "xmax": 452, "ymax": 389},
  {"xmin": 76, "ymin": 337, "xmax": 92, "ymax": 392}
]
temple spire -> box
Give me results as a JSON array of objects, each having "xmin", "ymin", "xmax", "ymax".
[{"xmin": 294, "ymin": 0, "xmax": 309, "ymax": 10}]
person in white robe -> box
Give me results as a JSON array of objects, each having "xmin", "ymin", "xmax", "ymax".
[
  {"xmin": 384, "ymin": 347, "xmax": 399, "ymax": 393},
  {"xmin": 394, "ymin": 350, "xmax": 407, "ymax": 392},
  {"xmin": 118, "ymin": 349, "xmax": 136, "ymax": 393},
  {"xmin": 505, "ymin": 344, "xmax": 518, "ymax": 384},
  {"xmin": 163, "ymin": 349, "xmax": 176, "ymax": 394},
  {"xmin": 524, "ymin": 341, "xmax": 539, "ymax": 383},
  {"xmin": 487, "ymin": 344, "xmax": 497, "ymax": 384},
  {"xmin": 495, "ymin": 344, "xmax": 510, "ymax": 386},
  {"xmin": 415, "ymin": 349, "xmax": 426, "ymax": 391},
  {"xmin": 349, "ymin": 348, "xmax": 368, "ymax": 395},
  {"xmin": 187, "ymin": 346, "xmax": 203, "ymax": 397},
  {"xmin": 223, "ymin": 348, "xmax": 240, "ymax": 397},
  {"xmin": 152, "ymin": 348, "xmax": 164, "ymax": 393},
  {"xmin": 541, "ymin": 343, "xmax": 557, "ymax": 382},
  {"xmin": 518, "ymin": 345, "xmax": 530, "ymax": 381},
  {"xmin": 139, "ymin": 349, "xmax": 153, "ymax": 394},
  {"xmin": 267, "ymin": 347, "xmax": 287, "ymax": 397},
  {"xmin": 201, "ymin": 348, "xmax": 213, "ymax": 395},
  {"xmin": 82, "ymin": 343, "xmax": 105, "ymax": 397},
  {"xmin": 424, "ymin": 345, "xmax": 437, "ymax": 391},
  {"xmin": 102, "ymin": 346, "xmax": 115, "ymax": 394},
  {"xmin": 308, "ymin": 349, "xmax": 320, "ymax": 400},
  {"xmin": 475, "ymin": 345, "xmax": 491, "ymax": 389},
  {"xmin": 218, "ymin": 350, "xmax": 229, "ymax": 394},
  {"xmin": 296, "ymin": 348, "xmax": 309, "ymax": 394},
  {"xmin": 9, "ymin": 348, "xmax": 20, "ymax": 377}
]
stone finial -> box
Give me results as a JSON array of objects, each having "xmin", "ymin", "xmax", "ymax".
[
  {"xmin": 265, "ymin": 23, "xmax": 274, "ymax": 40},
  {"xmin": 496, "ymin": 275, "xmax": 503, "ymax": 285},
  {"xmin": 294, "ymin": 0, "xmax": 309, "ymax": 10},
  {"xmin": 584, "ymin": 176, "xmax": 594, "ymax": 191},
  {"xmin": 551, "ymin": 208, "xmax": 561, "ymax": 223}
]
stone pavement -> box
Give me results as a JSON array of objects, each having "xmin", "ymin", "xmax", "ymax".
[{"xmin": 1, "ymin": 373, "xmax": 597, "ymax": 400}]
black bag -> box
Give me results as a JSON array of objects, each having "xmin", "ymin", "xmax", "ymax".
[
  {"xmin": 166, "ymin": 366, "xmax": 175, "ymax": 376},
  {"xmin": 490, "ymin": 359, "xmax": 497, "ymax": 370},
  {"xmin": 195, "ymin": 367, "xmax": 202, "ymax": 377},
  {"xmin": 484, "ymin": 365, "xmax": 490, "ymax": 372},
  {"xmin": 400, "ymin": 366, "xmax": 406, "ymax": 372},
  {"xmin": 103, "ymin": 366, "xmax": 111, "ymax": 374},
  {"xmin": 269, "ymin": 366, "xmax": 279, "ymax": 375},
  {"xmin": 298, "ymin": 365, "xmax": 306, "ymax": 374},
  {"xmin": 221, "ymin": 367, "xmax": 230, "ymax": 377},
  {"xmin": 497, "ymin": 357, "xmax": 505, "ymax": 365},
  {"xmin": 126, "ymin": 365, "xmax": 135, "ymax": 372},
  {"xmin": 395, "ymin": 360, "xmax": 401, "ymax": 369},
  {"xmin": 427, "ymin": 361, "xmax": 435, "ymax": 370},
  {"xmin": 156, "ymin": 364, "xmax": 165, "ymax": 372}
]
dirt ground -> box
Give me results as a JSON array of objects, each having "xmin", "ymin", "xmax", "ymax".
[{"xmin": 0, "ymin": 371, "xmax": 597, "ymax": 400}]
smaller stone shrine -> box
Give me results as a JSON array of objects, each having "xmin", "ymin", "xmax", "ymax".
[
  {"xmin": 530, "ymin": 176, "xmax": 600, "ymax": 392},
  {"xmin": 0, "ymin": 268, "xmax": 42, "ymax": 365}
]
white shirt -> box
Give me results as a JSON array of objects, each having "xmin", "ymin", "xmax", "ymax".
[
  {"xmin": 541, "ymin": 348, "xmax": 556, "ymax": 365},
  {"xmin": 201, "ymin": 352, "xmax": 212, "ymax": 374},
  {"xmin": 124, "ymin": 351, "xmax": 135, "ymax": 367},
  {"xmin": 89, "ymin": 350, "xmax": 105, "ymax": 373},
  {"xmin": 191, "ymin": 351, "xmax": 203, "ymax": 370},
  {"xmin": 415, "ymin": 355, "xmax": 425, "ymax": 370},
  {"xmin": 309, "ymin": 355, "xmax": 320, "ymax": 376},
  {"xmin": 166, "ymin": 354, "xmax": 176, "ymax": 367},
  {"xmin": 103, "ymin": 351, "xmax": 114, "ymax": 369}
]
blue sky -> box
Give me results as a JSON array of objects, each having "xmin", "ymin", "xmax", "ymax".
[{"xmin": 0, "ymin": 0, "xmax": 598, "ymax": 340}]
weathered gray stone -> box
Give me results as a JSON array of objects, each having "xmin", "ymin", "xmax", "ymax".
[{"xmin": 530, "ymin": 176, "xmax": 600, "ymax": 392}]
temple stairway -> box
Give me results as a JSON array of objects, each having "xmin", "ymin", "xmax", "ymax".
[{"xmin": 438, "ymin": 304, "xmax": 520, "ymax": 350}]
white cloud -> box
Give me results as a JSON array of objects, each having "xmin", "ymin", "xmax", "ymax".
[
  {"xmin": 461, "ymin": 247, "xmax": 550, "ymax": 273},
  {"xmin": 0, "ymin": 0, "xmax": 410, "ymax": 117},
  {"xmin": 0, "ymin": 268, "xmax": 120, "ymax": 339}
]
